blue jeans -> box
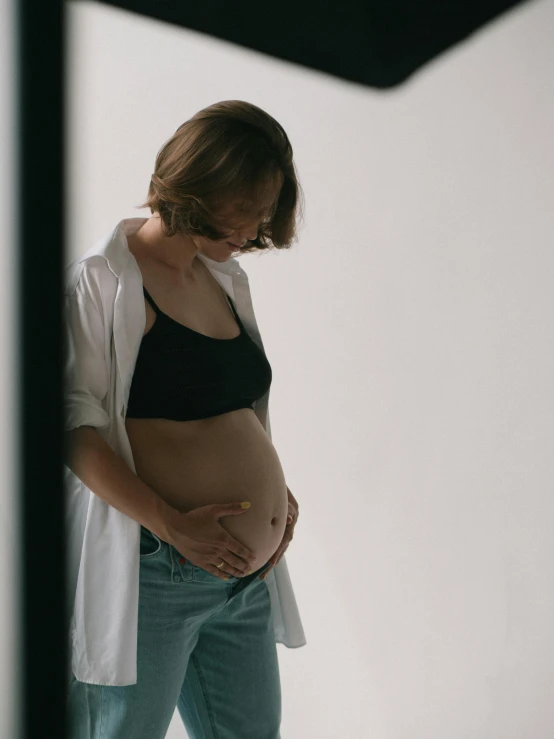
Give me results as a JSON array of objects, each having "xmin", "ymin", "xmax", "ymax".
[{"xmin": 67, "ymin": 526, "xmax": 281, "ymax": 738}]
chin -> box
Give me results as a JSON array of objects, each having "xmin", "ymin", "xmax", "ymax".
[{"xmin": 201, "ymin": 246, "xmax": 233, "ymax": 261}]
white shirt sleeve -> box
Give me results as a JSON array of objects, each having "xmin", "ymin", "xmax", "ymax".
[{"xmin": 64, "ymin": 261, "xmax": 112, "ymax": 432}]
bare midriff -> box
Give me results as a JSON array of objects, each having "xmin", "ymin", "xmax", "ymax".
[{"xmin": 125, "ymin": 409, "xmax": 288, "ymax": 569}]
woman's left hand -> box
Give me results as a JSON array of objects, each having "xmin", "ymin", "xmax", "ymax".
[{"xmin": 259, "ymin": 486, "xmax": 299, "ymax": 580}]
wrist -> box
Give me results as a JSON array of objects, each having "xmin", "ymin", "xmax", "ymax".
[{"xmin": 151, "ymin": 496, "xmax": 182, "ymax": 545}]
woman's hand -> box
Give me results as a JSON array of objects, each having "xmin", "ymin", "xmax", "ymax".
[
  {"xmin": 164, "ymin": 501, "xmax": 257, "ymax": 580},
  {"xmin": 259, "ymin": 486, "xmax": 299, "ymax": 580}
]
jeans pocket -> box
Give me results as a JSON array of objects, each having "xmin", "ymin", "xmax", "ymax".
[{"xmin": 139, "ymin": 525, "xmax": 164, "ymax": 559}]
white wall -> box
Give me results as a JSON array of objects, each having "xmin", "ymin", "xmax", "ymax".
[{"xmin": 65, "ymin": 1, "xmax": 554, "ymax": 737}]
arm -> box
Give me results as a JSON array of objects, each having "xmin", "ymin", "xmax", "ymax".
[
  {"xmin": 64, "ymin": 261, "xmax": 177, "ymax": 541},
  {"xmin": 64, "ymin": 425, "xmax": 177, "ymax": 541}
]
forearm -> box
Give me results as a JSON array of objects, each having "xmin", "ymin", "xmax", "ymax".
[{"xmin": 64, "ymin": 425, "xmax": 177, "ymax": 541}]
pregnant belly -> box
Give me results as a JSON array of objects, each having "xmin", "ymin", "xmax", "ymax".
[{"xmin": 125, "ymin": 408, "xmax": 289, "ymax": 569}]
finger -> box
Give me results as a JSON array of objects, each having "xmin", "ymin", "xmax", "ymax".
[
  {"xmin": 216, "ymin": 559, "xmax": 254, "ymax": 579},
  {"xmin": 280, "ymin": 531, "xmax": 293, "ymax": 547},
  {"xmin": 207, "ymin": 564, "xmax": 231, "ymax": 581},
  {"xmin": 220, "ymin": 550, "xmax": 254, "ymax": 574},
  {"xmin": 261, "ymin": 546, "xmax": 287, "ymax": 579},
  {"xmin": 274, "ymin": 548, "xmax": 287, "ymax": 566},
  {"xmin": 225, "ymin": 539, "xmax": 257, "ymax": 567},
  {"xmin": 220, "ymin": 563, "xmax": 248, "ymax": 578},
  {"xmin": 273, "ymin": 544, "xmax": 289, "ymax": 566},
  {"xmin": 259, "ymin": 556, "xmax": 278, "ymax": 580}
]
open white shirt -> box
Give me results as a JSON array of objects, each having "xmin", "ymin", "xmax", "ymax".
[{"xmin": 64, "ymin": 217, "xmax": 306, "ymax": 686}]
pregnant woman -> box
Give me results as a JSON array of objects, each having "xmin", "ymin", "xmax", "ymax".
[{"xmin": 64, "ymin": 100, "xmax": 306, "ymax": 739}]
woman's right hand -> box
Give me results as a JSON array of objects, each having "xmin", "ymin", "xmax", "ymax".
[{"xmin": 163, "ymin": 501, "xmax": 257, "ymax": 580}]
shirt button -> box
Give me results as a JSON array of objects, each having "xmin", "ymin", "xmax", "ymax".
[{"xmin": 179, "ymin": 557, "xmax": 186, "ymax": 564}]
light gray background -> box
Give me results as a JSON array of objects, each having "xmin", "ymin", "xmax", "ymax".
[{"xmin": 2, "ymin": 0, "xmax": 554, "ymax": 737}]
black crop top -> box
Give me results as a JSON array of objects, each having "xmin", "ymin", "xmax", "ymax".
[{"xmin": 125, "ymin": 285, "xmax": 272, "ymax": 421}]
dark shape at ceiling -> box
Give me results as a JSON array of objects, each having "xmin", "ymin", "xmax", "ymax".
[{"xmin": 97, "ymin": 0, "xmax": 527, "ymax": 88}]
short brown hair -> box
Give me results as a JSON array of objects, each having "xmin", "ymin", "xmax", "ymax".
[{"xmin": 135, "ymin": 100, "xmax": 304, "ymax": 254}]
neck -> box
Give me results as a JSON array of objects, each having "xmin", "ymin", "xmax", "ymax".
[{"xmin": 134, "ymin": 215, "xmax": 200, "ymax": 280}]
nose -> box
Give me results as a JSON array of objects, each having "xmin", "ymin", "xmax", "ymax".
[
  {"xmin": 239, "ymin": 224, "xmax": 259, "ymax": 242},
  {"xmin": 231, "ymin": 232, "xmax": 256, "ymax": 247},
  {"xmin": 229, "ymin": 212, "xmax": 263, "ymax": 243}
]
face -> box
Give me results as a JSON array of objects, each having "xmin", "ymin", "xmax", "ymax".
[{"xmin": 194, "ymin": 173, "xmax": 284, "ymax": 262}]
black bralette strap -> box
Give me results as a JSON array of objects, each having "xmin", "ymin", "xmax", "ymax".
[
  {"xmin": 143, "ymin": 285, "xmax": 161, "ymax": 314},
  {"xmin": 226, "ymin": 295, "xmax": 239, "ymax": 319}
]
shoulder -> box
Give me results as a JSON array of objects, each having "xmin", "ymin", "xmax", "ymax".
[{"xmin": 65, "ymin": 255, "xmax": 118, "ymax": 301}]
